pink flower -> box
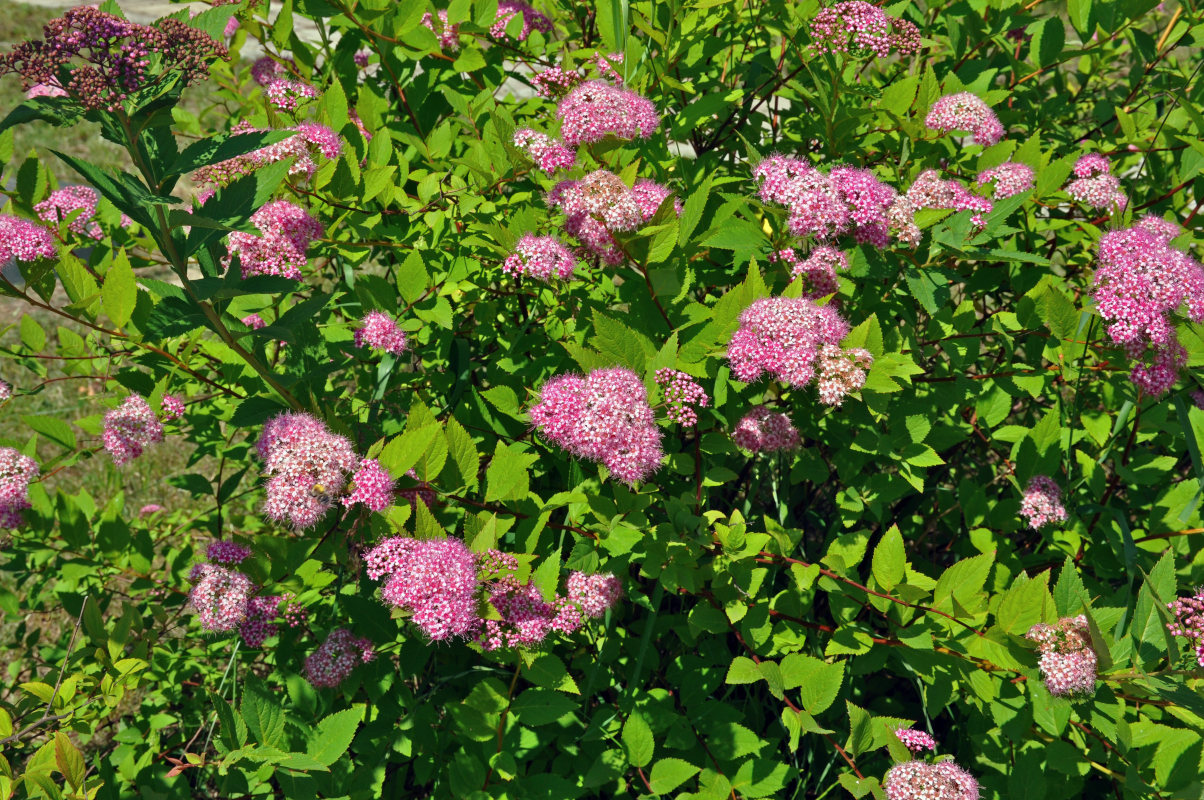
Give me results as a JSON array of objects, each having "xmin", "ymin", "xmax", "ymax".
[
  {"xmin": 490, "ymin": 1, "xmax": 552, "ymax": 41},
  {"xmin": 513, "ymin": 128, "xmax": 576, "ymax": 174},
  {"xmin": 556, "ymin": 81, "xmax": 660, "ymax": 146},
  {"xmin": 0, "ymin": 215, "xmax": 58, "ymax": 263},
  {"xmin": 224, "ymin": 200, "xmax": 323, "ymax": 280},
  {"xmin": 343, "ymin": 458, "xmax": 394, "ymax": 511},
  {"xmin": 193, "ymin": 121, "xmax": 341, "ymax": 188},
  {"xmin": 906, "ymin": 169, "xmax": 993, "ymax": 227},
  {"xmin": 256, "ymin": 413, "xmax": 359, "ymax": 529},
  {"xmin": 1167, "ymin": 590, "xmax": 1204, "ymax": 667},
  {"xmin": 564, "ymin": 571, "xmax": 622, "ymax": 618},
  {"xmin": 138, "ymin": 504, "xmax": 163, "ymax": 516},
  {"xmin": 354, "ymin": 311, "xmax": 408, "ymax": 355},
  {"xmin": 0, "ymin": 447, "xmax": 39, "ymax": 529},
  {"xmin": 1026, "ymin": 616, "xmax": 1097, "ymax": 696},
  {"xmin": 35, "ymin": 186, "xmax": 102, "ymax": 240},
  {"xmin": 421, "ymin": 10, "xmax": 460, "ymax": 51},
  {"xmin": 103, "ymin": 395, "xmax": 165, "ymax": 466},
  {"xmin": 809, "ymin": 1, "xmax": 921, "ymax": 57},
  {"xmin": 251, "ymin": 56, "xmax": 288, "ymax": 86},
  {"xmin": 239, "ymin": 595, "xmax": 282, "ymax": 647},
  {"xmin": 925, "ymin": 92, "xmax": 1004, "ymax": 146},
  {"xmin": 1019, "ymin": 476, "xmax": 1067, "ymax": 530},
  {"xmin": 773, "ymin": 246, "xmax": 847, "ymax": 299},
  {"xmin": 655, "ymin": 369, "xmax": 709, "ymax": 426},
  {"xmin": 753, "ymin": 157, "xmax": 898, "ymax": 245},
  {"xmin": 354, "ymin": 50, "xmax": 370, "ymax": 67},
  {"xmin": 529, "ymin": 368, "xmax": 663, "ymax": 484},
  {"xmin": 1191, "ymin": 389, "xmax": 1204, "ymax": 410},
  {"xmin": 1065, "ymin": 156, "xmax": 1127, "ymax": 210},
  {"xmin": 161, "ymin": 394, "xmax": 186, "ymax": 421},
  {"xmin": 816, "ymin": 344, "xmax": 873, "ymax": 406},
  {"xmin": 975, "ymin": 161, "xmax": 1034, "ymax": 199},
  {"xmin": 265, "ymin": 79, "xmax": 317, "ymax": 112},
  {"xmin": 479, "ymin": 578, "xmax": 559, "ymax": 650},
  {"xmin": 894, "ymin": 728, "xmax": 936, "ymax": 753},
  {"xmin": 884, "ymin": 760, "xmax": 980, "ymax": 800},
  {"xmin": 206, "ymin": 540, "xmax": 252, "ymax": 564},
  {"xmin": 503, "ymin": 234, "xmax": 578, "ymax": 281},
  {"xmin": 1073, "ymin": 153, "xmax": 1111, "ymax": 178},
  {"xmin": 26, "ymin": 82, "xmax": 68, "ymax": 99},
  {"xmin": 242, "ymin": 313, "xmax": 267, "ymax": 329},
  {"xmin": 631, "ymin": 179, "xmax": 682, "ymax": 221},
  {"xmin": 366, "ymin": 536, "xmax": 481, "ymax": 641},
  {"xmin": 548, "ymin": 170, "xmax": 652, "ymax": 264},
  {"xmin": 531, "ymin": 65, "xmax": 583, "ymax": 97},
  {"xmin": 731, "ymin": 406, "xmax": 800, "ymax": 454},
  {"xmin": 304, "ymin": 629, "xmax": 375, "ymax": 688},
  {"xmin": 223, "ymin": 15, "xmax": 239, "ymax": 38},
  {"xmin": 188, "ymin": 562, "xmax": 254, "ymax": 632},
  {"xmin": 0, "ymin": 381, "xmax": 10, "ymax": 402}
]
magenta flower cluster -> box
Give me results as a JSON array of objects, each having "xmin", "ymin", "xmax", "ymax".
[
  {"xmin": 884, "ymin": 759, "xmax": 980, "ymax": 800},
  {"xmin": 529, "ymin": 367, "xmax": 663, "ymax": 484},
  {"xmin": 1026, "ymin": 616, "xmax": 1098, "ymax": 697},
  {"xmin": 906, "ymin": 169, "xmax": 994, "ymax": 227},
  {"xmin": 188, "ymin": 562, "xmax": 255, "ymax": 633},
  {"xmin": 225, "ymin": 200, "xmax": 323, "ymax": 280},
  {"xmin": 548, "ymin": 170, "xmax": 677, "ymax": 265},
  {"xmin": 1018, "ymin": 476, "xmax": 1067, "ymax": 530},
  {"xmin": 513, "ymin": 128, "xmax": 576, "ymax": 174},
  {"xmin": 0, "ymin": 214, "xmax": 57, "ymax": 264},
  {"xmin": 894, "ymin": 728, "xmax": 936, "ymax": 754},
  {"xmin": 265, "ymin": 79, "xmax": 317, "ymax": 112},
  {"xmin": 1066, "ymin": 153, "xmax": 1127, "ymax": 210},
  {"xmin": 304, "ymin": 629, "xmax": 376, "ymax": 688},
  {"xmin": 731, "ymin": 406, "xmax": 800, "ymax": 454},
  {"xmin": 161, "ymin": 394, "xmax": 186, "ymax": 422},
  {"xmin": 354, "ymin": 311, "xmax": 409, "ymax": 356},
  {"xmin": 490, "ymin": 1, "xmax": 553, "ymax": 41},
  {"xmin": 256, "ymin": 413, "xmax": 360, "ymax": 528},
  {"xmin": 772, "ymin": 246, "xmax": 847, "ymax": 299},
  {"xmin": 421, "ymin": 10, "xmax": 460, "ymax": 51},
  {"xmin": 809, "ymin": 1, "xmax": 922, "ymax": 57},
  {"xmin": 103, "ymin": 395, "xmax": 165, "ymax": 466},
  {"xmin": 250, "ymin": 56, "xmax": 288, "ymax": 86},
  {"xmin": 556, "ymin": 81, "xmax": 660, "ymax": 146},
  {"xmin": 35, "ymin": 186, "xmax": 102, "ymax": 240},
  {"xmin": 1167, "ymin": 590, "xmax": 1204, "ymax": 667},
  {"xmin": 0, "ymin": 447, "xmax": 39, "ymax": 528},
  {"xmin": 503, "ymin": 234, "xmax": 578, "ymax": 282},
  {"xmin": 655, "ymin": 369, "xmax": 710, "ymax": 426},
  {"xmin": 344, "ymin": 458, "xmax": 395, "ymax": 511},
  {"xmin": 975, "ymin": 161, "xmax": 1034, "ymax": 199},
  {"xmin": 924, "ymin": 92, "xmax": 1004, "ymax": 146}
]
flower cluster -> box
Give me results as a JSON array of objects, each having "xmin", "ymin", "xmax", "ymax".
[
  {"xmin": 895, "ymin": 728, "xmax": 936, "ymax": 754},
  {"xmin": 26, "ymin": 82, "xmax": 67, "ymax": 99},
  {"xmin": 0, "ymin": 447, "xmax": 39, "ymax": 529},
  {"xmin": 905, "ymin": 169, "xmax": 993, "ymax": 227},
  {"xmin": 975, "ymin": 161, "xmax": 1034, "ymax": 199},
  {"xmin": 265, "ymin": 79, "xmax": 317, "ymax": 112},
  {"xmin": 531, "ymin": 65, "xmax": 583, "ymax": 98},
  {"xmin": 1167, "ymin": 590, "xmax": 1204, "ymax": 667},
  {"xmin": 556, "ymin": 81, "xmax": 660, "ymax": 146},
  {"xmin": 503, "ymin": 234, "xmax": 578, "ymax": 282},
  {"xmin": 193, "ymin": 121, "xmax": 341, "ymax": 189},
  {"xmin": 206, "ymin": 539, "xmax": 252, "ymax": 565},
  {"xmin": 529, "ymin": 367, "xmax": 663, "ymax": 484},
  {"xmin": 731, "ymin": 406, "xmax": 800, "ymax": 454},
  {"xmin": 1091, "ymin": 219, "xmax": 1204, "ymax": 395},
  {"xmin": 480, "ymin": 570, "xmax": 621, "ymax": 651},
  {"xmin": 0, "ymin": 7, "xmax": 227, "ymax": 111},
  {"xmin": 816, "ymin": 343, "xmax": 874, "ymax": 405},
  {"xmin": 344, "ymin": 458, "xmax": 394, "ymax": 511},
  {"xmin": 513, "ymin": 128, "xmax": 576, "ymax": 174},
  {"xmin": 490, "ymin": 1, "xmax": 553, "ymax": 41},
  {"xmin": 354, "ymin": 311, "xmax": 409, "ymax": 356},
  {"xmin": 1065, "ymin": 153, "xmax": 1127, "ymax": 210},
  {"xmin": 1026, "ymin": 615, "xmax": 1098, "ymax": 696},
  {"xmin": 256, "ymin": 413, "xmax": 359, "ymax": 528},
  {"xmin": 754, "ymin": 156, "xmax": 899, "ymax": 246},
  {"xmin": 103, "ymin": 395, "xmax": 165, "ymax": 466},
  {"xmin": 1018, "ymin": 475, "xmax": 1067, "ymax": 530},
  {"xmin": 161, "ymin": 394, "xmax": 186, "ymax": 422},
  {"xmin": 772, "ymin": 246, "xmax": 847, "ymax": 298},
  {"xmin": 421, "ymin": 10, "xmax": 460, "ymax": 51},
  {"xmin": 548, "ymin": 170, "xmax": 677, "ymax": 264},
  {"xmin": 251, "ymin": 56, "xmax": 288, "ymax": 86},
  {"xmin": 809, "ymin": 1, "xmax": 922, "ymax": 57},
  {"xmin": 924, "ymin": 92, "xmax": 1004, "ymax": 146},
  {"xmin": 225, "ymin": 200, "xmax": 323, "ymax": 280},
  {"xmin": 138, "ymin": 504, "xmax": 163, "ymax": 516},
  {"xmin": 884, "ymin": 759, "xmax": 980, "ymax": 800},
  {"xmin": 304, "ymin": 629, "xmax": 375, "ymax": 688},
  {"xmin": 240, "ymin": 595, "xmax": 283, "ymax": 648},
  {"xmin": 242, "ymin": 313, "xmax": 267, "ymax": 329},
  {"xmin": 0, "ymin": 380, "xmax": 9, "ymax": 402},
  {"xmin": 188, "ymin": 562, "xmax": 254, "ymax": 633},
  {"xmin": 0, "ymin": 214, "xmax": 56, "ymax": 263},
  {"xmin": 655, "ymin": 369, "xmax": 710, "ymax": 426},
  {"xmin": 35, "ymin": 186, "xmax": 102, "ymax": 239},
  {"xmin": 365, "ymin": 536, "xmax": 482, "ymax": 641}
]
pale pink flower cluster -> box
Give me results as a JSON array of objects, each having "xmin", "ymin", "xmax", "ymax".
[
  {"xmin": 975, "ymin": 161, "xmax": 1034, "ymax": 199},
  {"xmin": 906, "ymin": 169, "xmax": 994, "ymax": 227},
  {"xmin": 631, "ymin": 179, "xmax": 683, "ymax": 218},
  {"xmin": 503, "ymin": 234, "xmax": 578, "ymax": 281},
  {"xmin": 206, "ymin": 539, "xmax": 252, "ymax": 564},
  {"xmin": 556, "ymin": 80, "xmax": 660, "ymax": 146},
  {"xmin": 188, "ymin": 562, "xmax": 254, "ymax": 633},
  {"xmin": 344, "ymin": 458, "xmax": 394, "ymax": 511},
  {"xmin": 1026, "ymin": 615, "xmax": 1097, "ymax": 696},
  {"xmin": 884, "ymin": 760, "xmax": 980, "ymax": 800},
  {"xmin": 816, "ymin": 343, "xmax": 873, "ymax": 405},
  {"xmin": 0, "ymin": 380, "xmax": 9, "ymax": 402},
  {"xmin": 513, "ymin": 128, "xmax": 576, "ymax": 174},
  {"xmin": 490, "ymin": 1, "xmax": 552, "ymax": 41},
  {"xmin": 479, "ymin": 570, "xmax": 621, "ymax": 651},
  {"xmin": 265, "ymin": 79, "xmax": 317, "ymax": 112},
  {"xmin": 242, "ymin": 313, "xmax": 267, "ymax": 329},
  {"xmin": 421, "ymin": 9, "xmax": 460, "ymax": 51},
  {"xmin": 250, "ymin": 56, "xmax": 287, "ymax": 86},
  {"xmin": 0, "ymin": 215, "xmax": 57, "ymax": 263},
  {"xmin": 772, "ymin": 246, "xmax": 847, "ymax": 298},
  {"xmin": 731, "ymin": 406, "xmax": 800, "ymax": 454},
  {"xmin": 924, "ymin": 92, "xmax": 1004, "ymax": 146},
  {"xmin": 0, "ymin": 447, "xmax": 39, "ymax": 528},
  {"xmin": 754, "ymin": 156, "xmax": 899, "ymax": 246},
  {"xmin": 193, "ymin": 121, "xmax": 341, "ymax": 189},
  {"xmin": 1066, "ymin": 153, "xmax": 1127, "ymax": 210},
  {"xmin": 225, "ymin": 200, "xmax": 323, "ymax": 280},
  {"xmin": 1018, "ymin": 476, "xmax": 1067, "ymax": 529},
  {"xmin": 549, "ymin": 170, "xmax": 677, "ymax": 264},
  {"xmin": 354, "ymin": 311, "xmax": 408, "ymax": 355},
  {"xmin": 365, "ymin": 536, "xmax": 482, "ymax": 641},
  {"xmin": 103, "ymin": 395, "xmax": 164, "ymax": 466},
  {"xmin": 1167, "ymin": 590, "xmax": 1204, "ymax": 667},
  {"xmin": 256, "ymin": 413, "xmax": 358, "ymax": 528},
  {"xmin": 1091, "ymin": 220, "xmax": 1204, "ymax": 395},
  {"xmin": 655, "ymin": 369, "xmax": 709, "ymax": 426},
  {"xmin": 35, "ymin": 186, "xmax": 102, "ymax": 239},
  {"xmin": 895, "ymin": 728, "xmax": 936, "ymax": 753},
  {"xmin": 161, "ymin": 393, "xmax": 185, "ymax": 421},
  {"xmin": 26, "ymin": 82, "xmax": 68, "ymax": 99},
  {"xmin": 809, "ymin": 1, "xmax": 922, "ymax": 57},
  {"xmin": 304, "ymin": 628, "xmax": 375, "ymax": 688},
  {"xmin": 532, "ymin": 65, "xmax": 583, "ymax": 98},
  {"xmin": 529, "ymin": 367, "xmax": 663, "ymax": 484},
  {"xmin": 138, "ymin": 504, "xmax": 163, "ymax": 516}
]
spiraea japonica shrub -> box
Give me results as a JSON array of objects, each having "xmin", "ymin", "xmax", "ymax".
[{"xmin": 1, "ymin": 0, "xmax": 1204, "ymax": 797}]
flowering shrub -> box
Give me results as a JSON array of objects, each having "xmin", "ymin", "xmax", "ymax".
[{"xmin": 1, "ymin": 0, "xmax": 1203, "ymax": 798}]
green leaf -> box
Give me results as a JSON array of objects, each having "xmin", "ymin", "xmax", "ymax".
[
  {"xmin": 622, "ymin": 712, "xmax": 654, "ymax": 767},
  {"xmin": 484, "ymin": 441, "xmax": 537, "ymax": 502},
  {"xmin": 241, "ymin": 678, "xmax": 285, "ymax": 748},
  {"xmin": 725, "ymin": 656, "xmax": 762, "ymax": 685},
  {"xmin": 54, "ymin": 732, "xmax": 85, "ymax": 790},
  {"xmin": 591, "ymin": 311, "xmax": 652, "ymax": 373},
  {"xmin": 597, "ymin": 0, "xmax": 629, "ymax": 53},
  {"xmin": 781, "ymin": 655, "xmax": 845, "ymax": 714},
  {"xmin": 521, "ymin": 654, "xmax": 580, "ymax": 694},
  {"xmin": 1039, "ymin": 285, "xmax": 1079, "ymax": 340},
  {"xmin": 512, "ymin": 688, "xmax": 576, "ymax": 726},
  {"xmin": 532, "ymin": 550, "xmax": 560, "ymax": 603},
  {"xmin": 443, "ymin": 416, "xmax": 480, "ymax": 489},
  {"xmin": 0, "ymin": 97, "xmax": 81, "ymax": 135},
  {"xmin": 1052, "ymin": 557, "xmax": 1090, "ymax": 616},
  {"xmin": 21, "ymin": 415, "xmax": 76, "ymax": 450},
  {"xmin": 995, "ymin": 573, "xmax": 1050, "ymax": 635},
  {"xmin": 1032, "ymin": 17, "xmax": 1066, "ymax": 68},
  {"xmin": 378, "ymin": 425, "xmax": 441, "ymax": 478},
  {"xmin": 649, "ymin": 758, "xmax": 701, "ymax": 794},
  {"xmin": 678, "ymin": 174, "xmax": 712, "ymax": 246},
  {"xmin": 102, "ymin": 252, "xmax": 137, "ymax": 328},
  {"xmin": 57, "ymin": 253, "xmax": 101, "ymax": 308},
  {"xmin": 871, "ymin": 525, "xmax": 905, "ymax": 591},
  {"xmin": 933, "ymin": 551, "xmax": 994, "ymax": 614},
  {"xmin": 844, "ymin": 701, "xmax": 874, "ymax": 756},
  {"xmin": 306, "ymin": 707, "xmax": 363, "ymax": 767},
  {"xmin": 170, "ymin": 130, "xmax": 295, "ymax": 176},
  {"xmin": 1068, "ymin": 0, "xmax": 1092, "ymax": 36},
  {"xmin": 19, "ymin": 314, "xmax": 46, "ymax": 352}
]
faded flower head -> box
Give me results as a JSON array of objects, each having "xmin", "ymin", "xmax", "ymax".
[
  {"xmin": 103, "ymin": 395, "xmax": 165, "ymax": 466},
  {"xmin": 884, "ymin": 760, "xmax": 980, "ymax": 800},
  {"xmin": 731, "ymin": 406, "xmax": 800, "ymax": 454},
  {"xmin": 304, "ymin": 629, "xmax": 375, "ymax": 688},
  {"xmin": 925, "ymin": 92, "xmax": 1004, "ymax": 146},
  {"xmin": 251, "ymin": 56, "xmax": 288, "ymax": 86}
]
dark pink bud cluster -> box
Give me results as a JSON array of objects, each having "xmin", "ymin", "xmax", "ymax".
[
  {"xmin": 772, "ymin": 246, "xmax": 847, "ymax": 298},
  {"xmin": 906, "ymin": 169, "xmax": 993, "ymax": 228},
  {"xmin": 0, "ymin": 214, "xmax": 57, "ymax": 263},
  {"xmin": 809, "ymin": 1, "xmax": 922, "ymax": 57},
  {"xmin": 1066, "ymin": 154, "xmax": 1127, "ymax": 210},
  {"xmin": 884, "ymin": 759, "xmax": 980, "ymax": 800},
  {"xmin": 256, "ymin": 413, "xmax": 359, "ymax": 529},
  {"xmin": 1026, "ymin": 615, "xmax": 1097, "ymax": 696},
  {"xmin": 1091, "ymin": 220, "xmax": 1204, "ymax": 395},
  {"xmin": 503, "ymin": 234, "xmax": 578, "ymax": 282},
  {"xmin": 206, "ymin": 539, "xmax": 252, "ymax": 565},
  {"xmin": 225, "ymin": 200, "xmax": 323, "ymax": 281},
  {"xmin": 556, "ymin": 80, "xmax": 660, "ymax": 146},
  {"xmin": 161, "ymin": 393, "xmax": 186, "ymax": 421},
  {"xmin": 366, "ymin": 536, "xmax": 481, "ymax": 641},
  {"xmin": 421, "ymin": 10, "xmax": 460, "ymax": 51},
  {"xmin": 529, "ymin": 367, "xmax": 663, "ymax": 484},
  {"xmin": 265, "ymin": 79, "xmax": 317, "ymax": 112},
  {"xmin": 194, "ymin": 121, "xmax": 341, "ymax": 189},
  {"xmin": 188, "ymin": 562, "xmax": 254, "ymax": 633},
  {"xmin": 0, "ymin": 447, "xmax": 39, "ymax": 529},
  {"xmin": 754, "ymin": 156, "xmax": 899, "ymax": 246},
  {"xmin": 1019, "ymin": 476, "xmax": 1067, "ymax": 530},
  {"xmin": 924, "ymin": 92, "xmax": 1004, "ymax": 146},
  {"xmin": 490, "ymin": 1, "xmax": 552, "ymax": 41},
  {"xmin": 894, "ymin": 728, "xmax": 936, "ymax": 753},
  {"xmin": 240, "ymin": 595, "xmax": 284, "ymax": 647},
  {"xmin": 731, "ymin": 406, "xmax": 800, "ymax": 454},
  {"xmin": 655, "ymin": 369, "xmax": 710, "ymax": 426},
  {"xmin": 975, "ymin": 161, "xmax": 1034, "ymax": 199},
  {"xmin": 1167, "ymin": 590, "xmax": 1204, "ymax": 667},
  {"xmin": 304, "ymin": 629, "xmax": 375, "ymax": 688},
  {"xmin": 0, "ymin": 7, "xmax": 227, "ymax": 111},
  {"xmin": 103, "ymin": 395, "xmax": 164, "ymax": 466},
  {"xmin": 35, "ymin": 186, "xmax": 102, "ymax": 240},
  {"xmin": 513, "ymin": 128, "xmax": 576, "ymax": 174},
  {"xmin": 354, "ymin": 311, "xmax": 409, "ymax": 355},
  {"xmin": 1192, "ymin": 389, "xmax": 1204, "ymax": 410},
  {"xmin": 344, "ymin": 458, "xmax": 394, "ymax": 511},
  {"xmin": 549, "ymin": 170, "xmax": 677, "ymax": 264}
]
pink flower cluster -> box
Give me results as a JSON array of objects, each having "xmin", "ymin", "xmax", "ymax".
[
  {"xmin": 655, "ymin": 369, "xmax": 710, "ymax": 426},
  {"xmin": 242, "ymin": 313, "xmax": 267, "ymax": 329},
  {"xmin": 549, "ymin": 171, "xmax": 677, "ymax": 264},
  {"xmin": 1018, "ymin": 476, "xmax": 1067, "ymax": 530},
  {"xmin": 1026, "ymin": 616, "xmax": 1098, "ymax": 696},
  {"xmin": 556, "ymin": 81, "xmax": 660, "ymax": 146},
  {"xmin": 103, "ymin": 395, "xmax": 165, "ymax": 466},
  {"xmin": 1167, "ymin": 590, "xmax": 1204, "ymax": 667},
  {"xmin": 894, "ymin": 728, "xmax": 936, "ymax": 753},
  {"xmin": 529, "ymin": 367, "xmax": 663, "ymax": 484},
  {"xmin": 344, "ymin": 458, "xmax": 394, "ymax": 511},
  {"xmin": 26, "ymin": 82, "xmax": 67, "ymax": 99},
  {"xmin": 490, "ymin": 1, "xmax": 552, "ymax": 41},
  {"xmin": 193, "ymin": 121, "xmax": 341, "ymax": 189},
  {"xmin": 0, "ymin": 447, "xmax": 39, "ymax": 528},
  {"xmin": 906, "ymin": 169, "xmax": 993, "ymax": 227},
  {"xmin": 35, "ymin": 186, "xmax": 102, "ymax": 239},
  {"xmin": 975, "ymin": 161, "xmax": 1034, "ymax": 199},
  {"xmin": 1066, "ymin": 154, "xmax": 1127, "ymax": 210},
  {"xmin": 532, "ymin": 65, "xmax": 583, "ymax": 98},
  {"xmin": 421, "ymin": 10, "xmax": 460, "ymax": 51},
  {"xmin": 816, "ymin": 343, "xmax": 873, "ymax": 405},
  {"xmin": 251, "ymin": 57, "xmax": 288, "ymax": 86},
  {"xmin": 206, "ymin": 539, "xmax": 252, "ymax": 564},
  {"xmin": 0, "ymin": 380, "xmax": 9, "ymax": 402},
  {"xmin": 731, "ymin": 406, "xmax": 800, "ymax": 454},
  {"xmin": 0, "ymin": 215, "xmax": 56, "ymax": 263},
  {"xmin": 366, "ymin": 536, "xmax": 482, "ymax": 641},
  {"xmin": 240, "ymin": 594, "xmax": 284, "ymax": 647},
  {"xmin": 1091, "ymin": 220, "xmax": 1204, "ymax": 395},
  {"xmin": 884, "ymin": 760, "xmax": 980, "ymax": 800},
  {"xmin": 161, "ymin": 394, "xmax": 185, "ymax": 421},
  {"xmin": 503, "ymin": 234, "xmax": 578, "ymax": 282},
  {"xmin": 754, "ymin": 156, "xmax": 899, "ymax": 246},
  {"xmin": 304, "ymin": 629, "xmax": 375, "ymax": 688},
  {"xmin": 513, "ymin": 128, "xmax": 576, "ymax": 174},
  {"xmin": 225, "ymin": 200, "xmax": 323, "ymax": 280},
  {"xmin": 265, "ymin": 79, "xmax": 317, "ymax": 112},
  {"xmin": 772, "ymin": 246, "xmax": 847, "ymax": 298},
  {"xmin": 138, "ymin": 504, "xmax": 163, "ymax": 516},
  {"xmin": 924, "ymin": 92, "xmax": 1004, "ymax": 146},
  {"xmin": 256, "ymin": 413, "xmax": 358, "ymax": 528},
  {"xmin": 354, "ymin": 311, "xmax": 408, "ymax": 355},
  {"xmin": 809, "ymin": 1, "xmax": 922, "ymax": 57},
  {"xmin": 479, "ymin": 571, "xmax": 620, "ymax": 651},
  {"xmin": 188, "ymin": 562, "xmax": 254, "ymax": 632}
]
